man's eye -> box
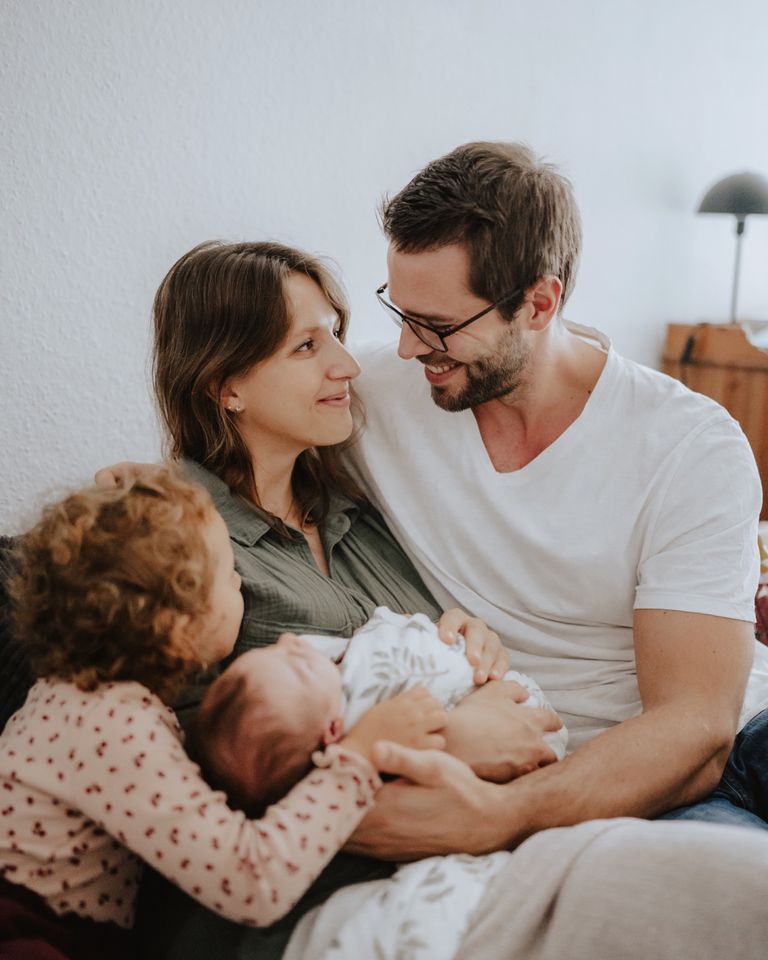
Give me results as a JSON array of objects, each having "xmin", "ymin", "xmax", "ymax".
[{"xmin": 411, "ymin": 317, "xmax": 447, "ymax": 331}]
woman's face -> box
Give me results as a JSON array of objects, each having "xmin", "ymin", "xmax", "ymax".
[{"xmin": 223, "ymin": 273, "xmax": 361, "ymax": 459}]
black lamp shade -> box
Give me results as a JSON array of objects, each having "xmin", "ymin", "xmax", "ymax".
[{"xmin": 698, "ymin": 172, "xmax": 768, "ymax": 217}]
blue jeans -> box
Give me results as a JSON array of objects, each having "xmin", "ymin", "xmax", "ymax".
[{"xmin": 660, "ymin": 708, "xmax": 768, "ymax": 830}]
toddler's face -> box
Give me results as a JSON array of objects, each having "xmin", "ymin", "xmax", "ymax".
[
  {"xmin": 196, "ymin": 511, "xmax": 243, "ymax": 664},
  {"xmin": 237, "ymin": 634, "xmax": 344, "ymax": 741}
]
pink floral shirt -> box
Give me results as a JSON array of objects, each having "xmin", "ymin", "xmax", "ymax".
[{"xmin": 0, "ymin": 679, "xmax": 380, "ymax": 928}]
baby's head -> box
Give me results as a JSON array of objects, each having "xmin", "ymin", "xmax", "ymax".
[
  {"xmin": 12, "ymin": 467, "xmax": 243, "ymax": 701},
  {"xmin": 190, "ymin": 634, "xmax": 344, "ymax": 812}
]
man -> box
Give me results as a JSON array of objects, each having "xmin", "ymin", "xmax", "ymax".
[
  {"xmin": 96, "ymin": 144, "xmax": 768, "ymax": 959},
  {"xmin": 345, "ymin": 141, "xmax": 768, "ymax": 858}
]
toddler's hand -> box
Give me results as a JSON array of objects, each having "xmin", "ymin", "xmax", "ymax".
[
  {"xmin": 340, "ymin": 686, "xmax": 447, "ymax": 769},
  {"xmin": 94, "ymin": 461, "xmax": 156, "ymax": 487}
]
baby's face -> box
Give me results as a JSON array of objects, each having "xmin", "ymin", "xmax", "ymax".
[{"xmin": 236, "ymin": 634, "xmax": 343, "ymax": 739}]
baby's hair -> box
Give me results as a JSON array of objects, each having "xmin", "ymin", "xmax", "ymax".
[
  {"xmin": 188, "ymin": 663, "xmax": 315, "ymax": 814},
  {"xmin": 11, "ymin": 467, "xmax": 215, "ymax": 702}
]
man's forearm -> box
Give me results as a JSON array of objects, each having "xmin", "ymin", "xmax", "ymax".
[
  {"xmin": 494, "ymin": 703, "xmax": 734, "ymax": 845},
  {"xmin": 347, "ymin": 703, "xmax": 735, "ymax": 861}
]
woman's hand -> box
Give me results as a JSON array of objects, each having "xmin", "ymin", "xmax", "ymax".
[
  {"xmin": 340, "ymin": 686, "xmax": 447, "ymax": 769},
  {"xmin": 436, "ymin": 608, "xmax": 510, "ymax": 684},
  {"xmin": 94, "ymin": 461, "xmax": 155, "ymax": 487},
  {"xmin": 445, "ymin": 680, "xmax": 562, "ymax": 782}
]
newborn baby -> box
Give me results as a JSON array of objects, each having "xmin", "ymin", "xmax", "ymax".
[{"xmin": 192, "ymin": 606, "xmax": 567, "ymax": 813}]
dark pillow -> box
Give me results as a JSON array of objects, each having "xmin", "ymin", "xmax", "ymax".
[{"xmin": 0, "ymin": 537, "xmax": 33, "ymax": 733}]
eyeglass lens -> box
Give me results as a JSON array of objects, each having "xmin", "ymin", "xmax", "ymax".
[{"xmin": 379, "ymin": 300, "xmax": 445, "ymax": 351}]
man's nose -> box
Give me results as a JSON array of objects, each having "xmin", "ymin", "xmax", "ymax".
[{"xmin": 397, "ymin": 323, "xmax": 432, "ymax": 361}]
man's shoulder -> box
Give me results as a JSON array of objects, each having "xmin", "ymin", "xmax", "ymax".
[
  {"xmin": 610, "ymin": 351, "xmax": 735, "ymax": 436},
  {"xmin": 608, "ymin": 353, "xmax": 759, "ymax": 504}
]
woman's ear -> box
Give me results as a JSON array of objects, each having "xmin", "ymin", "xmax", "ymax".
[{"xmin": 216, "ymin": 379, "xmax": 243, "ymax": 414}]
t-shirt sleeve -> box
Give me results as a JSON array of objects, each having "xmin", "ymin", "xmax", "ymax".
[
  {"xmin": 71, "ymin": 693, "xmax": 381, "ymax": 927},
  {"xmin": 635, "ymin": 415, "xmax": 761, "ymax": 620}
]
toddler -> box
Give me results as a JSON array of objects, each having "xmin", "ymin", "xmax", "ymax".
[{"xmin": 0, "ymin": 470, "xmax": 441, "ymax": 958}]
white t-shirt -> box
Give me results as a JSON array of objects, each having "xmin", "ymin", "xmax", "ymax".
[{"xmin": 348, "ymin": 323, "xmax": 768, "ymax": 750}]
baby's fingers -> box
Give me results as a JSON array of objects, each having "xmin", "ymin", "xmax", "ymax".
[{"xmin": 398, "ymin": 686, "xmax": 447, "ymax": 732}]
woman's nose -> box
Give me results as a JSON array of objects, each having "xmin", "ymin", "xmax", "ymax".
[{"xmin": 328, "ymin": 339, "xmax": 361, "ymax": 381}]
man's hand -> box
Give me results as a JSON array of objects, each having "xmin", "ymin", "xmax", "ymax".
[
  {"xmin": 445, "ymin": 680, "xmax": 561, "ymax": 782},
  {"xmin": 346, "ymin": 741, "xmax": 506, "ymax": 860},
  {"xmin": 436, "ymin": 608, "xmax": 510, "ymax": 684}
]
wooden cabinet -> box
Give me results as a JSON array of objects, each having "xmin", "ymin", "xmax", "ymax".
[{"xmin": 662, "ymin": 323, "xmax": 768, "ymax": 520}]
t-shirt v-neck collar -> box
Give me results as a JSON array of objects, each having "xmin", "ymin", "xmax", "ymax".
[{"xmin": 456, "ymin": 320, "xmax": 615, "ymax": 484}]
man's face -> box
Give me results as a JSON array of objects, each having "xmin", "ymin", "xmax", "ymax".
[{"xmin": 387, "ymin": 243, "xmax": 531, "ymax": 411}]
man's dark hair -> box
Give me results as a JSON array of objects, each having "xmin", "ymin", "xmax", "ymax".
[{"xmin": 381, "ymin": 141, "xmax": 582, "ymax": 317}]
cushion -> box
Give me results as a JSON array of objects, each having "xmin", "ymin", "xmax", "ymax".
[{"xmin": 0, "ymin": 536, "xmax": 33, "ymax": 733}]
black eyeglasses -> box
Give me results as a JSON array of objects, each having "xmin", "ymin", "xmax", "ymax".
[{"xmin": 375, "ymin": 283, "xmax": 524, "ymax": 352}]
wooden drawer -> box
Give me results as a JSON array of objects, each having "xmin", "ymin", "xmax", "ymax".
[{"xmin": 662, "ymin": 323, "xmax": 768, "ymax": 520}]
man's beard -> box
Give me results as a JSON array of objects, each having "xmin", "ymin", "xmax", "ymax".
[{"xmin": 423, "ymin": 323, "xmax": 531, "ymax": 412}]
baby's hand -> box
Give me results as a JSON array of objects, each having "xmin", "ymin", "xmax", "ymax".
[{"xmin": 340, "ymin": 687, "xmax": 447, "ymax": 769}]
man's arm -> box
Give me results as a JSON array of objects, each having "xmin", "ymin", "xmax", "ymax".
[{"xmin": 346, "ymin": 609, "xmax": 754, "ymax": 859}]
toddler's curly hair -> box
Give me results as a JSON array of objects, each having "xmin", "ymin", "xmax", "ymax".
[{"xmin": 11, "ymin": 467, "xmax": 215, "ymax": 702}]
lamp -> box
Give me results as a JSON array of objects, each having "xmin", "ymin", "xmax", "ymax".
[{"xmin": 697, "ymin": 172, "xmax": 768, "ymax": 324}]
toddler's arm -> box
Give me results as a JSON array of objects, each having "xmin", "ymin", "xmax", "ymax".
[{"xmin": 72, "ymin": 691, "xmax": 380, "ymax": 927}]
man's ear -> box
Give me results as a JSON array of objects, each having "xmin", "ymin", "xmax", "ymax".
[
  {"xmin": 323, "ymin": 716, "xmax": 344, "ymax": 745},
  {"xmin": 526, "ymin": 276, "xmax": 562, "ymax": 331}
]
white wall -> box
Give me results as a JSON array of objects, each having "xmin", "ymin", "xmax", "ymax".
[{"xmin": 2, "ymin": 0, "xmax": 768, "ymax": 531}]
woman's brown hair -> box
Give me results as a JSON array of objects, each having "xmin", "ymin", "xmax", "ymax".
[
  {"xmin": 11, "ymin": 468, "xmax": 215, "ymax": 702},
  {"xmin": 152, "ymin": 241, "xmax": 363, "ymax": 529}
]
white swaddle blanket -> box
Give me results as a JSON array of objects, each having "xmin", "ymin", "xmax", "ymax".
[
  {"xmin": 306, "ymin": 606, "xmax": 567, "ymax": 759},
  {"xmin": 292, "ymin": 608, "xmax": 568, "ymax": 960}
]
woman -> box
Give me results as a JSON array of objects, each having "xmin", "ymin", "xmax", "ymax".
[
  {"xmin": 110, "ymin": 240, "xmax": 510, "ymax": 676},
  {"xmin": 101, "ymin": 240, "xmax": 519, "ymax": 958}
]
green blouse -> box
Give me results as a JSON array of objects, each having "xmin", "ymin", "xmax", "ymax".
[{"xmin": 182, "ymin": 460, "xmax": 442, "ymax": 655}]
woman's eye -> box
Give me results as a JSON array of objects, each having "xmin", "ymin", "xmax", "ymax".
[
  {"xmin": 296, "ymin": 339, "xmax": 314, "ymax": 352},
  {"xmin": 333, "ymin": 328, "xmax": 342, "ymax": 339}
]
